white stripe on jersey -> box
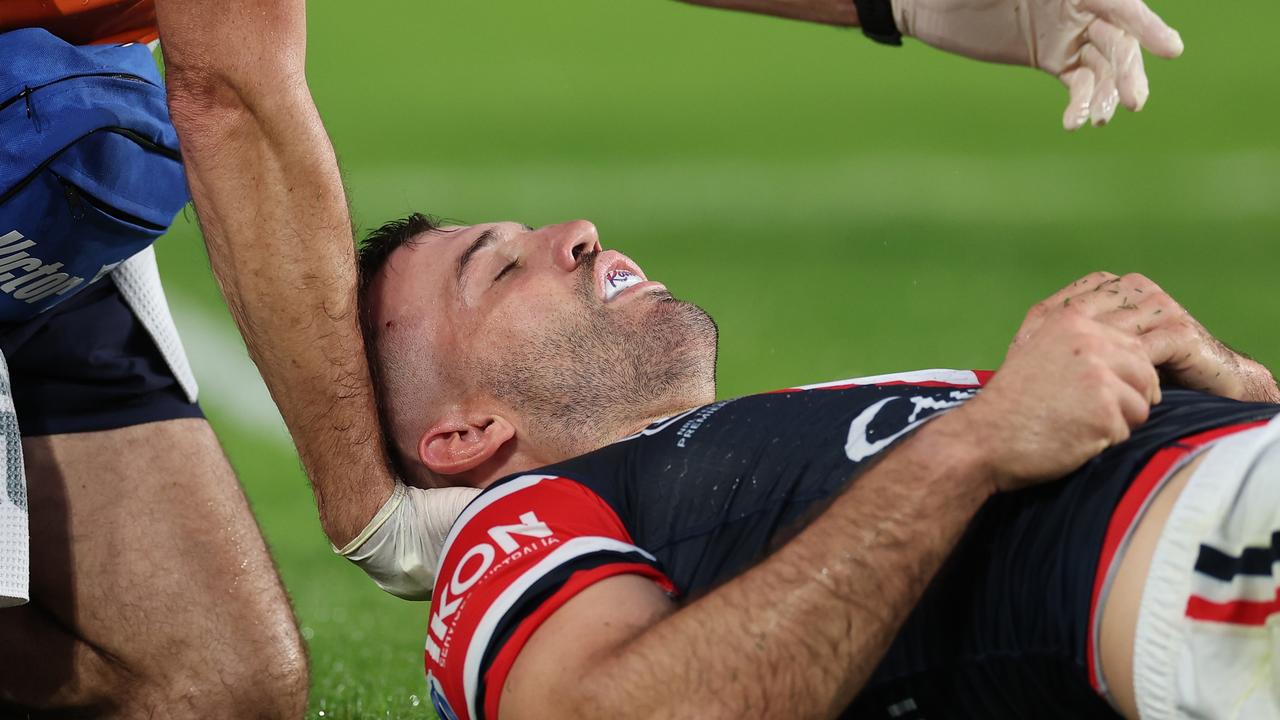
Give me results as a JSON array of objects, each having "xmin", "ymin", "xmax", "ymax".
[
  {"xmin": 793, "ymin": 368, "xmax": 981, "ymax": 391},
  {"xmin": 463, "ymin": 536, "xmax": 657, "ymax": 720},
  {"xmin": 438, "ymin": 474, "xmax": 556, "ymax": 574}
]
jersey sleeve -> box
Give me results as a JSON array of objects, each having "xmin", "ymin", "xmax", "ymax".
[{"xmin": 425, "ymin": 473, "xmax": 674, "ymax": 720}]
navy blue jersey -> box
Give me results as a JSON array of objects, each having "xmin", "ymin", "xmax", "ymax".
[{"xmin": 424, "ymin": 369, "xmax": 1280, "ymax": 720}]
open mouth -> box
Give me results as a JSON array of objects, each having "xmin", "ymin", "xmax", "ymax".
[
  {"xmin": 604, "ymin": 269, "xmax": 645, "ymax": 301},
  {"xmin": 595, "ymin": 250, "xmax": 662, "ymax": 303}
]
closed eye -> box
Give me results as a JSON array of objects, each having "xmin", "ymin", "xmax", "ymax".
[{"xmin": 494, "ymin": 259, "xmax": 520, "ymax": 282}]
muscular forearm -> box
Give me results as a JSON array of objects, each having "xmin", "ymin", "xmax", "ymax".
[
  {"xmin": 580, "ymin": 412, "xmax": 991, "ymax": 719},
  {"xmin": 676, "ymin": 0, "xmax": 858, "ymax": 26},
  {"xmin": 156, "ymin": 0, "xmax": 394, "ymax": 546}
]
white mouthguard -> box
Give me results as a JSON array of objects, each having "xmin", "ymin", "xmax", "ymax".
[{"xmin": 604, "ymin": 269, "xmax": 643, "ymax": 301}]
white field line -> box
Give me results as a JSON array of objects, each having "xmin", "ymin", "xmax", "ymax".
[
  {"xmin": 345, "ymin": 150, "xmax": 1280, "ymax": 224},
  {"xmin": 167, "ymin": 298, "xmax": 291, "ymax": 443},
  {"xmin": 165, "ymin": 149, "xmax": 1280, "ymax": 436}
]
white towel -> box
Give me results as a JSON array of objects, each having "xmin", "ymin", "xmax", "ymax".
[{"xmin": 0, "ymin": 348, "xmax": 28, "ymax": 608}]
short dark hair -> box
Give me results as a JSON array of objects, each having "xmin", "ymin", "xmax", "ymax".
[
  {"xmin": 357, "ymin": 212, "xmax": 451, "ymax": 485},
  {"xmin": 356, "ymin": 212, "xmax": 446, "ymax": 293}
]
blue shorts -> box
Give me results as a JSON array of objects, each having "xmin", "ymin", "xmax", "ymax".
[{"xmin": 0, "ymin": 279, "xmax": 202, "ymax": 437}]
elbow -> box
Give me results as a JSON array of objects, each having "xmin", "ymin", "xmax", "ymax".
[
  {"xmin": 163, "ymin": 61, "xmax": 308, "ymax": 141},
  {"xmin": 164, "ymin": 64, "xmax": 253, "ymax": 144}
]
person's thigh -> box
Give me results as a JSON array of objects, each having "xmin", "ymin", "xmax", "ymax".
[{"xmin": 0, "ymin": 418, "xmax": 307, "ymax": 718}]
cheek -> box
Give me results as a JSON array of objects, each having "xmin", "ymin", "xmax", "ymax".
[{"xmin": 484, "ymin": 285, "xmax": 577, "ymax": 343}]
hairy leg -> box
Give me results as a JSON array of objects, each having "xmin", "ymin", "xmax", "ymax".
[{"xmin": 0, "ymin": 419, "xmax": 307, "ymax": 718}]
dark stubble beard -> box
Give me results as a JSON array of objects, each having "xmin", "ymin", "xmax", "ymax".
[{"xmin": 473, "ymin": 252, "xmax": 718, "ymax": 458}]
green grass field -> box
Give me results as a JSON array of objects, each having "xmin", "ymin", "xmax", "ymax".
[{"xmin": 150, "ymin": 1, "xmax": 1279, "ymax": 716}]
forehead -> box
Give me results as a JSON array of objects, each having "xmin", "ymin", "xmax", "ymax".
[{"xmin": 366, "ymin": 221, "xmax": 519, "ymax": 330}]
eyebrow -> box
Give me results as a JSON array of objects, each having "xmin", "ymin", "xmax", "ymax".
[{"xmin": 456, "ymin": 228, "xmax": 499, "ymax": 288}]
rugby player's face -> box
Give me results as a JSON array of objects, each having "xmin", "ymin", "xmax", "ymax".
[
  {"xmin": 385, "ymin": 220, "xmax": 676, "ymax": 350},
  {"xmin": 372, "ymin": 220, "xmax": 717, "ymax": 450}
]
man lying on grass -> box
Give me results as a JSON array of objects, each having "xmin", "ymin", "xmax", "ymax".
[
  {"xmin": 352, "ymin": 216, "xmax": 1278, "ymax": 720},
  {"xmin": 151, "ymin": 0, "xmax": 1226, "ymax": 718}
]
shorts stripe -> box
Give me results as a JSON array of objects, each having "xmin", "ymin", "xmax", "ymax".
[
  {"xmin": 1185, "ymin": 593, "xmax": 1280, "ymax": 626},
  {"xmin": 1086, "ymin": 420, "xmax": 1270, "ymax": 695},
  {"xmin": 1193, "ymin": 535, "xmax": 1280, "ymax": 580}
]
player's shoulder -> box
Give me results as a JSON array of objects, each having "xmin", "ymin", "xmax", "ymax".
[
  {"xmin": 428, "ymin": 471, "xmax": 670, "ymax": 720},
  {"xmin": 435, "ymin": 473, "xmax": 629, "ymax": 571}
]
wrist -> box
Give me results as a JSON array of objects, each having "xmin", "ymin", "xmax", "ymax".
[
  {"xmin": 852, "ymin": 0, "xmax": 904, "ymax": 45},
  {"xmin": 912, "ymin": 409, "xmax": 1001, "ymax": 501}
]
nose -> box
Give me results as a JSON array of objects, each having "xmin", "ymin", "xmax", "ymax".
[{"xmin": 547, "ymin": 220, "xmax": 602, "ymax": 272}]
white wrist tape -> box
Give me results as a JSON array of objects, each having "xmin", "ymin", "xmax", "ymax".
[{"xmin": 335, "ymin": 483, "xmax": 481, "ymax": 600}]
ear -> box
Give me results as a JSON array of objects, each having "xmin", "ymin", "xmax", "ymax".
[{"xmin": 418, "ymin": 414, "xmax": 516, "ymax": 476}]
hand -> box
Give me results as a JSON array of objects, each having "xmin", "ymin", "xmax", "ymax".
[
  {"xmin": 961, "ymin": 280, "xmax": 1162, "ymax": 491},
  {"xmin": 890, "ymin": 0, "xmax": 1184, "ymax": 130},
  {"xmin": 1024, "ymin": 272, "xmax": 1280, "ymax": 403}
]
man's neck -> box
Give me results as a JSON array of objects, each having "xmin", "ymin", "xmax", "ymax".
[{"xmin": 467, "ymin": 398, "xmax": 713, "ymax": 489}]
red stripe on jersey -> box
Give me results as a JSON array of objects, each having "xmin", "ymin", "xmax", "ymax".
[
  {"xmin": 1085, "ymin": 420, "xmax": 1269, "ymax": 692},
  {"xmin": 425, "ymin": 476, "xmax": 671, "ymax": 720},
  {"xmin": 1185, "ymin": 592, "xmax": 1280, "ymax": 626},
  {"xmin": 874, "ymin": 380, "xmax": 984, "ymax": 388},
  {"xmin": 483, "ymin": 562, "xmax": 676, "ymax": 720},
  {"xmin": 774, "ymin": 380, "xmax": 984, "ymax": 393}
]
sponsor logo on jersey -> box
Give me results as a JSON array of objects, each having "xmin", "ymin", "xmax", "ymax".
[
  {"xmin": 675, "ymin": 400, "xmax": 727, "ymax": 448},
  {"xmin": 845, "ymin": 389, "xmax": 976, "ymax": 461},
  {"xmin": 0, "ymin": 230, "xmax": 87, "ymax": 305},
  {"xmin": 426, "ymin": 510, "xmax": 556, "ymax": 665}
]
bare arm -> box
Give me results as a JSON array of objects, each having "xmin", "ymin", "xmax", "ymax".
[
  {"xmin": 676, "ymin": 0, "xmax": 859, "ymax": 26},
  {"xmin": 507, "ymin": 411, "xmax": 989, "ymax": 719},
  {"xmin": 676, "ymin": 0, "xmax": 1183, "ymax": 131},
  {"xmin": 504, "ymin": 297, "xmax": 1164, "ymax": 719},
  {"xmin": 154, "ymin": 0, "xmax": 392, "ymax": 546}
]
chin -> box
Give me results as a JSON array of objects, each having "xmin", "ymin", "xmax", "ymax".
[{"xmin": 642, "ymin": 297, "xmax": 719, "ymax": 401}]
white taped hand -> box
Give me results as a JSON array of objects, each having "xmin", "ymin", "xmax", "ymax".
[
  {"xmin": 336, "ymin": 483, "xmax": 481, "ymax": 600},
  {"xmin": 891, "ymin": 0, "xmax": 1183, "ymax": 130}
]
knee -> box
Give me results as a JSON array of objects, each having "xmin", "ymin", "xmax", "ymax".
[
  {"xmin": 203, "ymin": 613, "xmax": 311, "ymax": 718},
  {"xmin": 126, "ymin": 612, "xmax": 310, "ymax": 718},
  {"xmin": 13, "ymin": 629, "xmax": 309, "ymax": 720},
  {"xmin": 226, "ymin": 629, "xmax": 310, "ymax": 719}
]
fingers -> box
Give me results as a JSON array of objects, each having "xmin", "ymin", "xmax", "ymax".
[
  {"xmin": 1095, "ymin": 290, "xmax": 1170, "ymax": 331},
  {"xmin": 1094, "ymin": 321, "xmax": 1162, "ymax": 404},
  {"xmin": 1060, "ymin": 0, "xmax": 1183, "ymax": 131},
  {"xmin": 1018, "ymin": 271, "xmax": 1122, "ymax": 343},
  {"xmin": 1088, "ymin": 273, "xmax": 1184, "ymax": 341},
  {"xmin": 1042, "ymin": 271, "xmax": 1119, "ymax": 312},
  {"xmin": 1061, "ymin": 67, "xmax": 1096, "ymax": 131},
  {"xmin": 1080, "ymin": 45, "xmax": 1119, "ymax": 126},
  {"xmin": 1079, "ymin": 0, "xmax": 1184, "ymax": 59},
  {"xmin": 1089, "ymin": 326, "xmax": 1158, "ymax": 444},
  {"xmin": 1088, "ymin": 20, "xmax": 1148, "ymax": 111},
  {"xmin": 1113, "ymin": 378, "xmax": 1152, "ymax": 433},
  {"xmin": 1140, "ymin": 325, "xmax": 1196, "ymax": 370},
  {"xmin": 1053, "ymin": 273, "xmax": 1133, "ymax": 318}
]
